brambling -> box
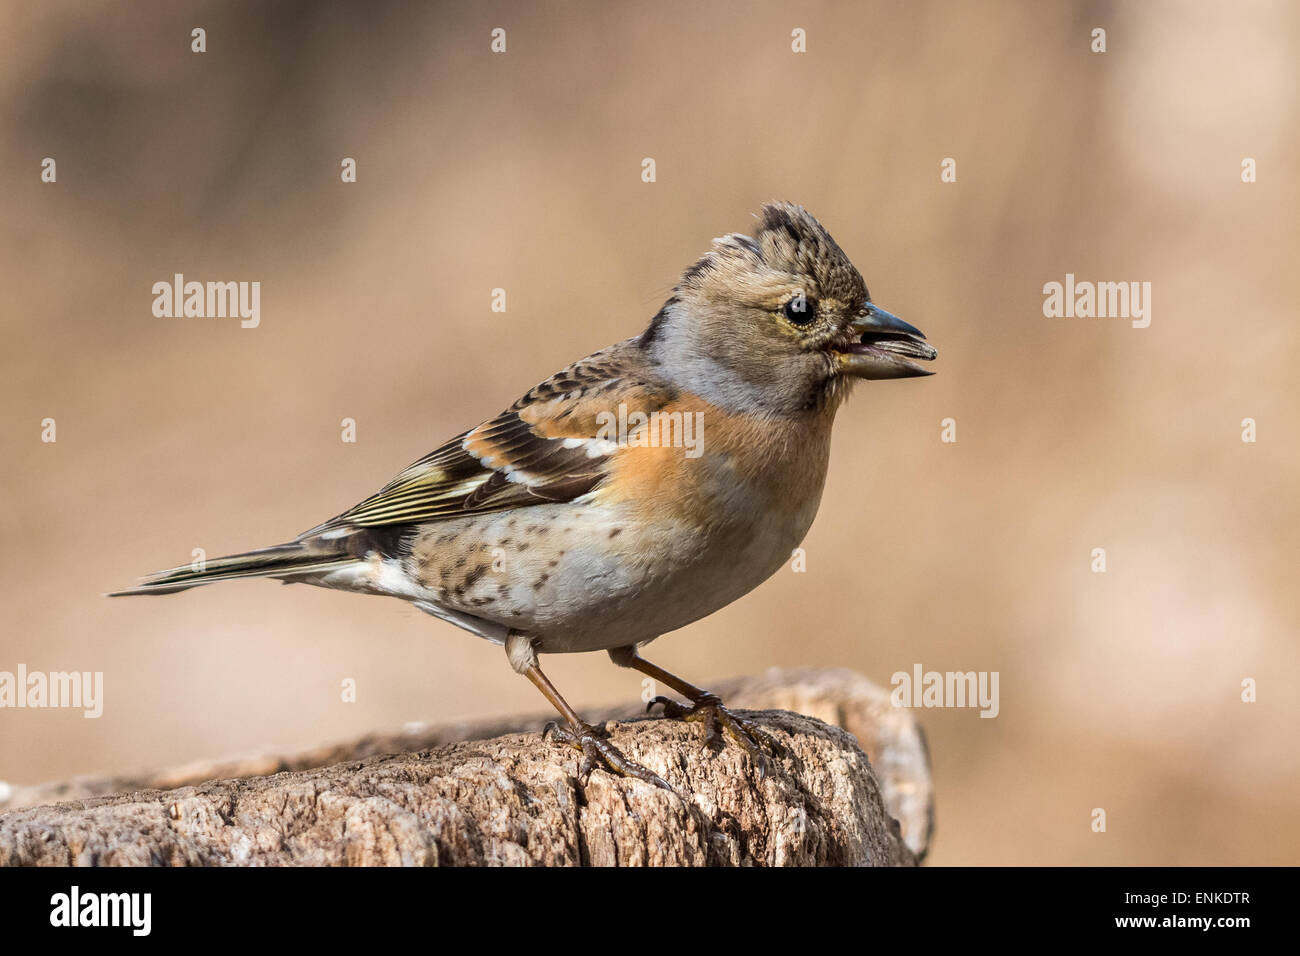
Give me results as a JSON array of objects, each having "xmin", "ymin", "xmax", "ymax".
[{"xmin": 113, "ymin": 202, "xmax": 936, "ymax": 788}]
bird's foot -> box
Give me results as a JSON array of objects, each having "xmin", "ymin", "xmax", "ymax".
[
  {"xmin": 543, "ymin": 720, "xmax": 672, "ymax": 790},
  {"xmin": 648, "ymin": 693, "xmax": 780, "ymax": 777}
]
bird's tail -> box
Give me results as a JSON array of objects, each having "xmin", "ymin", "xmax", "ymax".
[{"xmin": 108, "ymin": 541, "xmax": 355, "ymax": 596}]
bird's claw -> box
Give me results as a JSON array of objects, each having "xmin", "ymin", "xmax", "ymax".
[
  {"xmin": 544, "ymin": 720, "xmax": 673, "ymax": 790},
  {"xmin": 647, "ymin": 693, "xmax": 781, "ymax": 777}
]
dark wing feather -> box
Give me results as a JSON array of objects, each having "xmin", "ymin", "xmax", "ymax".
[{"xmin": 301, "ymin": 345, "xmax": 671, "ymax": 538}]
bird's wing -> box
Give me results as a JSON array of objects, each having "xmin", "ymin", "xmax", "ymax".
[{"xmin": 302, "ymin": 345, "xmax": 675, "ymax": 536}]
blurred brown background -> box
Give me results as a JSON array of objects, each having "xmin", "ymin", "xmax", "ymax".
[{"xmin": 1, "ymin": 0, "xmax": 1296, "ymax": 864}]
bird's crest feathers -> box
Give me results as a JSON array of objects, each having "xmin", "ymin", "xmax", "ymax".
[{"xmin": 676, "ymin": 202, "xmax": 867, "ymax": 308}]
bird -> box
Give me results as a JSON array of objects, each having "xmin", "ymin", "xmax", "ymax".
[{"xmin": 111, "ymin": 202, "xmax": 936, "ymax": 788}]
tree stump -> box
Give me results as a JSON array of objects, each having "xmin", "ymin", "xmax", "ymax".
[{"xmin": 0, "ymin": 668, "xmax": 932, "ymax": 866}]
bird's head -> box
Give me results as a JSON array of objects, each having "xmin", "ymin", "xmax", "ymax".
[{"xmin": 641, "ymin": 202, "xmax": 935, "ymax": 414}]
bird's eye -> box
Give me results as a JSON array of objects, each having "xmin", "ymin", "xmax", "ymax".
[{"xmin": 783, "ymin": 295, "xmax": 817, "ymax": 325}]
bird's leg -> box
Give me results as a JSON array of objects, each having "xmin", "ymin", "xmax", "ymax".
[
  {"xmin": 528, "ymin": 666, "xmax": 673, "ymax": 790},
  {"xmin": 608, "ymin": 646, "xmax": 780, "ymax": 775},
  {"xmin": 506, "ymin": 632, "xmax": 671, "ymax": 790}
]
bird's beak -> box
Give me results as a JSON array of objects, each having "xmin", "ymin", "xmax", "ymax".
[{"xmin": 833, "ymin": 303, "xmax": 937, "ymax": 379}]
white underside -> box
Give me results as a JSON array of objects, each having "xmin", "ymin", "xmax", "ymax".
[
  {"xmin": 298, "ymin": 559, "xmax": 513, "ymax": 645},
  {"xmin": 293, "ymin": 454, "xmax": 827, "ymax": 656},
  {"xmin": 410, "ymin": 599, "xmax": 511, "ymax": 645}
]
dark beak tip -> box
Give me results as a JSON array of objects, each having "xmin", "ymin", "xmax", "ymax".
[{"xmin": 862, "ymin": 304, "xmax": 926, "ymax": 341}]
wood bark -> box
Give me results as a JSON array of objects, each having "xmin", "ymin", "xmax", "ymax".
[{"xmin": 0, "ymin": 668, "xmax": 932, "ymax": 866}]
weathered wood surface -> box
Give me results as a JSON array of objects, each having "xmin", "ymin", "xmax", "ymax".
[{"xmin": 0, "ymin": 668, "xmax": 932, "ymax": 866}]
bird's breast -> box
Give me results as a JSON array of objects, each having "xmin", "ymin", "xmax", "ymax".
[{"xmin": 406, "ymin": 402, "xmax": 837, "ymax": 652}]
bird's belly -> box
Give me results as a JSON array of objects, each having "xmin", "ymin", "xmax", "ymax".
[{"xmin": 405, "ymin": 492, "xmax": 819, "ymax": 654}]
